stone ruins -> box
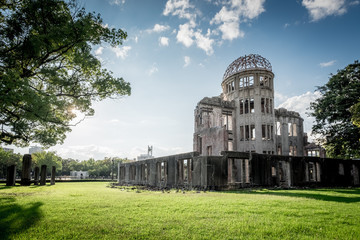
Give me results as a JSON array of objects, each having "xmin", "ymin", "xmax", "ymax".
[{"xmin": 118, "ymin": 54, "xmax": 359, "ymax": 189}]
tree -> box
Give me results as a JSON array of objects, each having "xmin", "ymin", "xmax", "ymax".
[
  {"xmin": 0, "ymin": 148, "xmax": 22, "ymax": 178},
  {"xmin": 0, "ymin": 0, "xmax": 131, "ymax": 147},
  {"xmin": 310, "ymin": 61, "xmax": 360, "ymax": 158},
  {"xmin": 350, "ymin": 100, "xmax": 360, "ymax": 128},
  {"xmin": 32, "ymin": 151, "xmax": 62, "ymax": 174}
]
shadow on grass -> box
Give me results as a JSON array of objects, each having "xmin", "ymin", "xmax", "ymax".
[
  {"xmin": 227, "ymin": 188, "xmax": 360, "ymax": 203},
  {"xmin": 0, "ymin": 197, "xmax": 43, "ymax": 240}
]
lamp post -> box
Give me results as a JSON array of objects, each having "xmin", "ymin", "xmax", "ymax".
[{"xmin": 111, "ymin": 158, "xmax": 114, "ymax": 181}]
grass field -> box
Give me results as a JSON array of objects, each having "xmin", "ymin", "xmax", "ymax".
[{"xmin": 0, "ymin": 182, "xmax": 359, "ymax": 239}]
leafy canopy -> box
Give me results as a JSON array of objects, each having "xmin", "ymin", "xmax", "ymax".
[
  {"xmin": 32, "ymin": 150, "xmax": 62, "ymax": 174},
  {"xmin": 310, "ymin": 61, "xmax": 360, "ymax": 158},
  {"xmin": 0, "ymin": 0, "xmax": 131, "ymax": 147}
]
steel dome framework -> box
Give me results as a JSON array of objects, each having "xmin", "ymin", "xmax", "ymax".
[{"xmin": 223, "ymin": 54, "xmax": 272, "ymax": 80}]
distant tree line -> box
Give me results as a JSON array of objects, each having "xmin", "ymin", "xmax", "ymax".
[{"xmin": 0, "ymin": 148, "xmax": 129, "ymax": 179}]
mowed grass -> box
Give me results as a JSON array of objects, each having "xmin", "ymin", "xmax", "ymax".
[{"xmin": 0, "ymin": 182, "xmax": 359, "ymax": 240}]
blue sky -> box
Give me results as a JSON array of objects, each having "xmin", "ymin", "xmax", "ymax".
[{"xmin": 10, "ymin": 0, "xmax": 360, "ymax": 160}]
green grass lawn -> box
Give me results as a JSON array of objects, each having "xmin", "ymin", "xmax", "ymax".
[{"xmin": 0, "ymin": 182, "xmax": 359, "ymax": 239}]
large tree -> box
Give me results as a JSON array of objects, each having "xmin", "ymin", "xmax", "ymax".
[
  {"xmin": 0, "ymin": 0, "xmax": 131, "ymax": 147},
  {"xmin": 32, "ymin": 151, "xmax": 62, "ymax": 174},
  {"xmin": 0, "ymin": 148, "xmax": 22, "ymax": 178},
  {"xmin": 310, "ymin": 61, "xmax": 360, "ymax": 158}
]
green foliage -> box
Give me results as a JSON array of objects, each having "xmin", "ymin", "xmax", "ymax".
[
  {"xmin": 310, "ymin": 61, "xmax": 360, "ymax": 158},
  {"xmin": 0, "ymin": 0, "xmax": 131, "ymax": 147},
  {"xmin": 1, "ymin": 182, "xmax": 360, "ymax": 239},
  {"xmin": 0, "ymin": 147, "xmax": 22, "ymax": 178},
  {"xmin": 60, "ymin": 157, "xmax": 124, "ymax": 177},
  {"xmin": 350, "ymin": 100, "xmax": 360, "ymax": 128},
  {"xmin": 32, "ymin": 151, "xmax": 62, "ymax": 174}
]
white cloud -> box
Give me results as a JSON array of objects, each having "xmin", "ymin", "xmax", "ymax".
[
  {"xmin": 176, "ymin": 23, "xmax": 194, "ymax": 47},
  {"xmin": 109, "ymin": 0, "xmax": 125, "ymax": 6},
  {"xmin": 55, "ymin": 145, "xmax": 122, "ymax": 160},
  {"xmin": 95, "ymin": 46, "xmax": 104, "ymax": 56},
  {"xmin": 283, "ymin": 23, "xmax": 290, "ymax": 29},
  {"xmin": 319, "ymin": 60, "xmax": 336, "ymax": 67},
  {"xmin": 147, "ymin": 63, "xmax": 159, "ymax": 76},
  {"xmin": 211, "ymin": 0, "xmax": 265, "ymax": 41},
  {"xmin": 134, "ymin": 36, "xmax": 138, "ymax": 43},
  {"xmin": 302, "ymin": 0, "xmax": 347, "ymax": 21},
  {"xmin": 111, "ymin": 46, "xmax": 131, "ymax": 59},
  {"xmin": 184, "ymin": 56, "xmax": 191, "ymax": 67},
  {"xmin": 232, "ymin": 0, "xmax": 265, "ymax": 19},
  {"xmin": 159, "ymin": 37, "xmax": 170, "ymax": 46},
  {"xmin": 350, "ymin": 1, "xmax": 360, "ymax": 6},
  {"xmin": 163, "ymin": 0, "xmax": 195, "ymax": 20},
  {"xmin": 219, "ymin": 21, "xmax": 243, "ymax": 40},
  {"xmin": 194, "ymin": 30, "xmax": 215, "ymax": 55},
  {"xmin": 147, "ymin": 24, "xmax": 170, "ymax": 33}
]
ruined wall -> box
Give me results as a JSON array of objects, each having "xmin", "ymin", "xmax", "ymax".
[
  {"xmin": 193, "ymin": 97, "xmax": 235, "ymax": 156},
  {"xmin": 119, "ymin": 151, "xmax": 360, "ymax": 190},
  {"xmin": 275, "ymin": 108, "xmax": 305, "ymax": 156}
]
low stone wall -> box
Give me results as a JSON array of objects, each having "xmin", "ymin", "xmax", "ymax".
[{"xmin": 118, "ymin": 151, "xmax": 360, "ymax": 190}]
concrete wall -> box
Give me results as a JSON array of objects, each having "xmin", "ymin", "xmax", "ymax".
[{"xmin": 118, "ymin": 151, "xmax": 360, "ymax": 190}]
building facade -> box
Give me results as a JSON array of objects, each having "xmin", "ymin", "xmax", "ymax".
[{"xmin": 194, "ymin": 54, "xmax": 305, "ymax": 157}]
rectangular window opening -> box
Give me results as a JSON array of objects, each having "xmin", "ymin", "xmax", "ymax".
[
  {"xmin": 250, "ymin": 125, "xmax": 255, "ymax": 140},
  {"xmin": 276, "ymin": 122, "xmax": 281, "ymax": 136},
  {"xmin": 250, "ymin": 98, "xmax": 255, "ymax": 113},
  {"xmin": 249, "ymin": 76, "xmax": 254, "ymax": 86},
  {"xmin": 240, "ymin": 126, "xmax": 244, "ymax": 141},
  {"xmin": 245, "ymin": 125, "xmax": 250, "ymax": 140},
  {"xmin": 245, "ymin": 99, "xmax": 249, "ymax": 114}
]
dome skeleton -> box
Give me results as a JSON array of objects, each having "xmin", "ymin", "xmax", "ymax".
[{"xmin": 223, "ymin": 54, "xmax": 272, "ymax": 80}]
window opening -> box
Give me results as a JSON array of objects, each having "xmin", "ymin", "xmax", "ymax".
[
  {"xmin": 292, "ymin": 123, "xmax": 297, "ymax": 136},
  {"xmin": 244, "ymin": 99, "xmax": 249, "ymax": 114},
  {"xmin": 240, "ymin": 126, "xmax": 244, "ymax": 141},
  {"xmin": 207, "ymin": 146, "xmax": 212, "ymax": 156},
  {"xmin": 262, "ymin": 125, "xmax": 266, "ymax": 140},
  {"xmin": 245, "ymin": 125, "xmax": 250, "ymax": 140},
  {"xmin": 240, "ymin": 99, "xmax": 244, "ymax": 114},
  {"xmin": 250, "ymin": 125, "xmax": 255, "ymax": 140},
  {"xmin": 339, "ymin": 163, "xmax": 344, "ymax": 175},
  {"xmin": 250, "ymin": 98, "xmax": 255, "ymax": 113},
  {"xmin": 249, "ymin": 76, "xmax": 254, "ymax": 86},
  {"xmin": 276, "ymin": 121, "xmax": 281, "ymax": 136}
]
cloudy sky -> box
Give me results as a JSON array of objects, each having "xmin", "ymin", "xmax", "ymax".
[{"xmin": 10, "ymin": 0, "xmax": 360, "ymax": 160}]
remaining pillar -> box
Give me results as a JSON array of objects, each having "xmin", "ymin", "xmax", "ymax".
[
  {"xmin": 21, "ymin": 154, "xmax": 32, "ymax": 186},
  {"xmin": 51, "ymin": 166, "xmax": 56, "ymax": 185},
  {"xmin": 6, "ymin": 165, "xmax": 16, "ymax": 186},
  {"xmin": 34, "ymin": 166, "xmax": 40, "ymax": 185},
  {"xmin": 40, "ymin": 165, "xmax": 47, "ymax": 186}
]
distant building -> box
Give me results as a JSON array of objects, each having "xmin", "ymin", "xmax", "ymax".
[
  {"xmin": 70, "ymin": 171, "xmax": 89, "ymax": 179},
  {"xmin": 29, "ymin": 146, "xmax": 43, "ymax": 154},
  {"xmin": 304, "ymin": 142, "xmax": 326, "ymax": 158},
  {"xmin": 137, "ymin": 145, "xmax": 154, "ymax": 161}
]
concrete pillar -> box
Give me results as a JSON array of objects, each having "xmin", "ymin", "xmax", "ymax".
[
  {"xmin": 34, "ymin": 166, "xmax": 40, "ymax": 185},
  {"xmin": 21, "ymin": 154, "xmax": 32, "ymax": 186},
  {"xmin": 6, "ymin": 165, "xmax": 16, "ymax": 186},
  {"xmin": 40, "ymin": 165, "xmax": 47, "ymax": 185},
  {"xmin": 51, "ymin": 166, "xmax": 56, "ymax": 185}
]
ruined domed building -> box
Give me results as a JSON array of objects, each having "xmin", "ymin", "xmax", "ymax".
[
  {"xmin": 118, "ymin": 54, "xmax": 360, "ymax": 189},
  {"xmin": 194, "ymin": 54, "xmax": 305, "ymax": 157}
]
